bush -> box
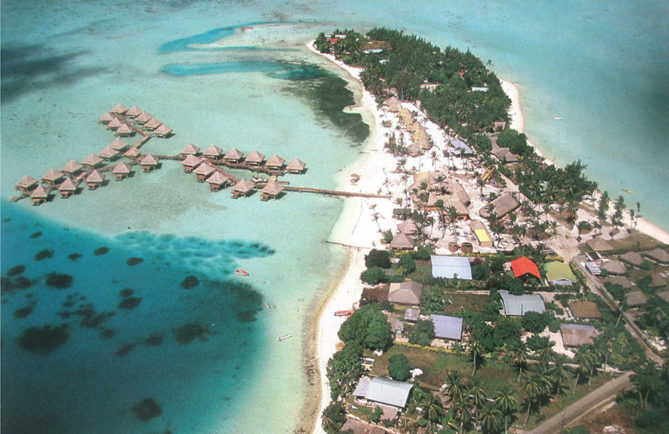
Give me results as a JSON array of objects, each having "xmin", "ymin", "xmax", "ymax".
[
  {"xmin": 361, "ymin": 267, "xmax": 388, "ymax": 285},
  {"xmin": 548, "ymin": 319, "xmax": 561, "ymax": 333},
  {"xmin": 383, "ymin": 230, "xmax": 393, "ymax": 244},
  {"xmin": 388, "ymin": 354, "xmax": 411, "ymax": 381},
  {"xmin": 409, "ymin": 319, "xmax": 435, "ymax": 347},
  {"xmin": 604, "ymin": 282, "xmax": 625, "ymax": 302},
  {"xmin": 472, "ymin": 262, "xmax": 490, "ymax": 281},
  {"xmin": 526, "ymin": 334, "xmax": 551, "ymax": 352},
  {"xmin": 322, "ymin": 401, "xmax": 347, "ymax": 433},
  {"xmin": 366, "ymin": 249, "xmax": 391, "ymax": 268},
  {"xmin": 413, "ymin": 245, "xmax": 433, "ymax": 261},
  {"xmin": 370, "ymin": 406, "xmax": 383, "ymax": 423},
  {"xmin": 497, "ymin": 128, "xmax": 529, "ymax": 155},
  {"xmin": 522, "ymin": 311, "xmax": 549, "ymax": 334},
  {"xmin": 398, "ymin": 254, "xmax": 416, "ymax": 275}
]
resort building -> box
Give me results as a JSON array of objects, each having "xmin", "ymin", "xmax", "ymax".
[
  {"xmin": 15, "ymin": 175, "xmax": 38, "ymax": 193},
  {"xmin": 430, "ymin": 314, "xmax": 463, "ymax": 341},
  {"xmin": 470, "ymin": 220, "xmax": 493, "ymax": 248},
  {"xmin": 135, "ymin": 112, "xmax": 152, "ymax": 124},
  {"xmin": 644, "ymin": 247, "xmax": 669, "ymax": 264},
  {"xmin": 110, "ymin": 103, "xmax": 128, "ymax": 114},
  {"xmin": 126, "ymin": 106, "xmax": 142, "ymax": 117},
  {"xmin": 30, "ymin": 185, "xmax": 51, "ymax": 205},
  {"xmin": 224, "ymin": 147, "xmax": 244, "ymax": 163},
  {"xmin": 245, "ymin": 150, "xmax": 265, "ymax": 166},
  {"xmin": 492, "ymin": 147, "xmax": 519, "ymax": 164},
  {"xmin": 545, "ymin": 261, "xmax": 577, "ymax": 286},
  {"xmin": 265, "ymin": 155, "xmax": 286, "ymax": 170},
  {"xmin": 397, "ymin": 218, "xmax": 418, "ymax": 236},
  {"xmin": 585, "ymin": 261, "xmax": 601, "ymax": 276},
  {"xmin": 353, "ymin": 376, "xmax": 414, "ymax": 414},
  {"xmin": 601, "ymin": 260, "xmax": 626, "ymax": 275},
  {"xmin": 388, "ymin": 281, "xmax": 423, "ymax": 305},
  {"xmin": 385, "ymin": 312, "xmax": 404, "ymax": 335},
  {"xmin": 61, "ymin": 159, "xmax": 83, "ymax": 176},
  {"xmin": 390, "ymin": 232, "xmax": 414, "ymax": 250},
  {"xmin": 568, "ymin": 301, "xmax": 602, "ymax": 320},
  {"xmin": 231, "ymin": 179, "xmax": 255, "ymax": 198},
  {"xmin": 115, "ymin": 123, "xmax": 134, "ymax": 137},
  {"xmin": 107, "ymin": 117, "xmax": 123, "ymax": 130},
  {"xmin": 139, "ymin": 154, "xmax": 159, "ymax": 172},
  {"xmin": 193, "ymin": 163, "xmax": 216, "ymax": 182},
  {"xmin": 499, "ymin": 290, "xmax": 545, "ymax": 316},
  {"xmin": 41, "ymin": 168, "xmax": 65, "ymax": 187},
  {"xmin": 430, "ymin": 255, "xmax": 472, "ymax": 280},
  {"xmin": 260, "ymin": 180, "xmax": 284, "ymax": 200},
  {"xmin": 206, "ymin": 171, "xmax": 233, "ymax": 192},
  {"xmin": 98, "ymin": 145, "xmax": 120, "ymax": 161},
  {"xmin": 180, "ymin": 155, "xmax": 203, "ymax": 173},
  {"xmin": 203, "ymin": 145, "xmax": 224, "ymax": 159},
  {"xmin": 479, "ymin": 193, "xmax": 519, "ymax": 219},
  {"xmin": 586, "ymin": 238, "xmax": 614, "ymax": 252},
  {"xmin": 626, "ymin": 291, "xmax": 648, "ymax": 307},
  {"xmin": 98, "ymin": 112, "xmax": 114, "ymax": 124},
  {"xmin": 605, "ymin": 276, "xmax": 632, "ymax": 289},
  {"xmin": 124, "ymin": 147, "xmax": 141, "ymax": 159},
  {"xmin": 619, "ymin": 251, "xmax": 644, "ymax": 267},
  {"xmin": 404, "ymin": 308, "xmax": 421, "ymax": 322},
  {"xmin": 144, "ymin": 118, "xmax": 162, "ymax": 130},
  {"xmin": 560, "ymin": 324, "xmax": 598, "ymax": 347},
  {"xmin": 180, "ymin": 144, "xmax": 201, "ymax": 156},
  {"xmin": 154, "ymin": 123, "xmax": 173, "ymax": 137},
  {"xmin": 58, "ymin": 178, "xmax": 77, "ymax": 198},
  {"xmin": 511, "ymin": 256, "xmax": 541, "ymax": 280},
  {"xmin": 286, "ymin": 158, "xmax": 306, "ymax": 174},
  {"xmin": 109, "ymin": 138, "xmax": 130, "ymax": 152},
  {"xmin": 85, "ymin": 170, "xmax": 105, "ymax": 190},
  {"xmin": 82, "ymin": 154, "xmax": 104, "ymax": 169},
  {"xmin": 112, "ymin": 162, "xmax": 131, "ymax": 181}
]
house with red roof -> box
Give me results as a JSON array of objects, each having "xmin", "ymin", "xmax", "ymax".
[{"xmin": 511, "ymin": 256, "xmax": 541, "ymax": 279}]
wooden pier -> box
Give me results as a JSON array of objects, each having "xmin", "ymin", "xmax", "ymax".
[
  {"xmin": 282, "ymin": 186, "xmax": 391, "ymax": 199},
  {"xmin": 110, "ymin": 112, "xmax": 149, "ymax": 138}
]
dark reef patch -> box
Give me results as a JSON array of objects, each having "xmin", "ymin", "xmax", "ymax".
[
  {"xmin": 174, "ymin": 323, "xmax": 210, "ymax": 345},
  {"xmin": 46, "ymin": 272, "xmax": 73, "ymax": 289},
  {"xmin": 144, "ymin": 333, "xmax": 163, "ymax": 346},
  {"xmin": 132, "ymin": 398, "xmax": 162, "ymax": 421},
  {"xmin": 126, "ymin": 257, "xmax": 143, "ymax": 266},
  {"xmin": 236, "ymin": 309, "xmax": 258, "ymax": 323},
  {"xmin": 99, "ymin": 328, "xmax": 115, "ymax": 339},
  {"xmin": 30, "ymin": 231, "xmax": 42, "ymax": 239},
  {"xmin": 115, "ymin": 343, "xmax": 135, "ymax": 356},
  {"xmin": 120, "ymin": 288, "xmax": 134, "ymax": 297},
  {"xmin": 93, "ymin": 247, "xmax": 109, "ymax": 256},
  {"xmin": 14, "ymin": 305, "xmax": 34, "ymax": 318},
  {"xmin": 68, "ymin": 253, "xmax": 82, "ymax": 261},
  {"xmin": 1, "ymin": 276, "xmax": 34, "ymax": 294},
  {"xmin": 118, "ymin": 296, "xmax": 142, "ymax": 310},
  {"xmin": 8, "ymin": 265, "xmax": 26, "ymax": 276},
  {"xmin": 16, "ymin": 324, "xmax": 69, "ymax": 354},
  {"xmin": 62, "ymin": 300, "xmax": 75, "ymax": 307},
  {"xmin": 34, "ymin": 249, "xmax": 54, "ymax": 261},
  {"xmin": 180, "ymin": 275, "xmax": 199, "ymax": 289}
]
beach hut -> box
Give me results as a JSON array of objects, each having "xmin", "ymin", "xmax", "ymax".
[
  {"xmin": 605, "ymin": 276, "xmax": 632, "ymax": 289},
  {"xmin": 206, "ymin": 171, "xmax": 233, "ymax": 192},
  {"xmin": 231, "ymin": 179, "xmax": 255, "ymax": 198},
  {"xmin": 180, "ymin": 144, "xmax": 201, "ymax": 156},
  {"xmin": 260, "ymin": 180, "xmax": 284, "ymax": 200},
  {"xmin": 619, "ymin": 251, "xmax": 644, "ymax": 267},
  {"xmin": 139, "ymin": 154, "xmax": 159, "ymax": 172},
  {"xmin": 61, "ymin": 159, "xmax": 83, "ymax": 177},
  {"xmin": 98, "ymin": 112, "xmax": 114, "ymax": 124},
  {"xmin": 601, "ymin": 260, "xmax": 626, "ymax": 275},
  {"xmin": 124, "ymin": 146, "xmax": 141, "ymax": 159},
  {"xmin": 58, "ymin": 178, "xmax": 77, "ymax": 198},
  {"xmin": 135, "ymin": 112, "xmax": 152, "ymax": 124},
  {"xmin": 15, "ymin": 175, "xmax": 38, "ymax": 193},
  {"xmin": 561, "ymin": 324, "xmax": 598, "ymax": 347},
  {"xmin": 193, "ymin": 163, "xmax": 216, "ymax": 182},
  {"xmin": 112, "ymin": 162, "xmax": 131, "ymax": 181},
  {"xmin": 82, "ymin": 154, "xmax": 104, "ymax": 169},
  {"xmin": 202, "ymin": 145, "xmax": 224, "ymax": 159},
  {"xmin": 224, "ymin": 147, "xmax": 244, "ymax": 164},
  {"xmin": 511, "ymin": 256, "xmax": 541, "ymax": 280},
  {"xmin": 180, "ymin": 155, "xmax": 203, "ymax": 173},
  {"xmin": 479, "ymin": 193, "xmax": 519, "ymax": 219},
  {"xmin": 107, "ymin": 117, "xmax": 123, "ymax": 130},
  {"xmin": 154, "ymin": 123, "xmax": 173, "ymax": 137},
  {"xmin": 626, "ymin": 290, "xmax": 649, "ymax": 307},
  {"xmin": 353, "ymin": 376, "xmax": 414, "ymax": 411},
  {"xmin": 85, "ymin": 170, "xmax": 105, "ymax": 190},
  {"xmin": 98, "ymin": 145, "xmax": 120, "ymax": 161},
  {"xmin": 388, "ymin": 281, "xmax": 423, "ymax": 305},
  {"xmin": 110, "ymin": 104, "xmax": 128, "ymax": 114},
  {"xmin": 115, "ymin": 123, "xmax": 134, "ymax": 137},
  {"xmin": 144, "ymin": 118, "xmax": 162, "ymax": 130},
  {"xmin": 41, "ymin": 168, "xmax": 65, "ymax": 186},
  {"xmin": 245, "ymin": 150, "xmax": 265, "ymax": 167},
  {"xmin": 126, "ymin": 106, "xmax": 142, "ymax": 117},
  {"xmin": 397, "ymin": 218, "xmax": 418, "ymax": 235},
  {"xmin": 285, "ymin": 158, "xmax": 306, "ymax": 174},
  {"xmin": 568, "ymin": 301, "xmax": 601, "ymax": 320},
  {"xmin": 643, "ymin": 247, "xmax": 669, "ymax": 264},
  {"xmin": 390, "ymin": 232, "xmax": 414, "ymax": 250},
  {"xmin": 109, "ymin": 138, "xmax": 130, "ymax": 152},
  {"xmin": 586, "ymin": 238, "xmax": 614, "ymax": 252},
  {"xmin": 265, "ymin": 155, "xmax": 285, "ymax": 170},
  {"xmin": 30, "ymin": 185, "xmax": 51, "ymax": 205}
]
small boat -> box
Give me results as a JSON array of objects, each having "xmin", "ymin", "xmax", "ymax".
[
  {"xmin": 235, "ymin": 269, "xmax": 249, "ymax": 276},
  {"xmin": 334, "ymin": 310, "xmax": 353, "ymax": 317},
  {"xmin": 554, "ymin": 116, "xmax": 563, "ymax": 120},
  {"xmin": 276, "ymin": 334, "xmax": 292, "ymax": 341},
  {"xmin": 622, "ymin": 189, "xmax": 634, "ymax": 194}
]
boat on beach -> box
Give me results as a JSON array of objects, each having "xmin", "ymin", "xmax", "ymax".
[
  {"xmin": 235, "ymin": 269, "xmax": 249, "ymax": 276},
  {"xmin": 334, "ymin": 310, "xmax": 352, "ymax": 317},
  {"xmin": 276, "ymin": 334, "xmax": 292, "ymax": 341}
]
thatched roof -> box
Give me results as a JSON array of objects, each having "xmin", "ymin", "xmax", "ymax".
[
  {"xmin": 58, "ymin": 178, "xmax": 77, "ymax": 192},
  {"xmin": 388, "ymin": 281, "xmax": 423, "ymax": 305},
  {"xmin": 224, "ymin": 147, "xmax": 244, "ymax": 161},
  {"xmin": 492, "ymin": 147, "xmax": 519, "ymax": 163},
  {"xmin": 86, "ymin": 170, "xmax": 105, "ymax": 183},
  {"xmin": 561, "ymin": 324, "xmax": 598, "ymax": 346},
  {"xmin": 135, "ymin": 112, "xmax": 152, "ymax": 123},
  {"xmin": 124, "ymin": 147, "xmax": 141, "ymax": 158},
  {"xmin": 286, "ymin": 158, "xmax": 306, "ymax": 171},
  {"xmin": 658, "ymin": 290, "xmax": 669, "ymax": 303},
  {"xmin": 181, "ymin": 144, "xmax": 201, "ymax": 155},
  {"xmin": 245, "ymin": 150, "xmax": 265, "ymax": 164},
  {"xmin": 181, "ymin": 154, "xmax": 203, "ymax": 168},
  {"xmin": 31, "ymin": 185, "xmax": 51, "ymax": 199},
  {"xmin": 42, "ymin": 168, "xmax": 64, "ymax": 182},
  {"xmin": 115, "ymin": 123, "xmax": 133, "ymax": 135},
  {"xmin": 586, "ymin": 238, "xmax": 614, "ymax": 252},
  {"xmin": 98, "ymin": 146, "xmax": 120, "ymax": 160},
  {"xmin": 126, "ymin": 106, "xmax": 142, "ymax": 117},
  {"xmin": 15, "ymin": 175, "xmax": 38, "ymax": 189},
  {"xmin": 61, "ymin": 159, "xmax": 82, "ymax": 174},
  {"xmin": 144, "ymin": 118, "xmax": 162, "ymax": 130},
  {"xmin": 644, "ymin": 247, "xmax": 669, "ymax": 264},
  {"xmin": 110, "ymin": 104, "xmax": 128, "ymax": 114},
  {"xmin": 232, "ymin": 179, "xmax": 255, "ymax": 194},
  {"xmin": 479, "ymin": 193, "xmax": 519, "ymax": 219},
  {"xmin": 619, "ymin": 251, "xmax": 644, "ymax": 267},
  {"xmin": 206, "ymin": 171, "xmax": 231, "ymax": 186},
  {"xmin": 202, "ymin": 144, "xmax": 224, "ymax": 158},
  {"xmin": 390, "ymin": 232, "xmax": 414, "ymax": 250},
  {"xmin": 601, "ymin": 260, "xmax": 626, "ymax": 275},
  {"xmin": 626, "ymin": 290, "xmax": 648, "ymax": 307},
  {"xmin": 107, "ymin": 117, "xmax": 122, "ymax": 129},
  {"xmin": 112, "ymin": 161, "xmax": 131, "ymax": 174},
  {"xmin": 568, "ymin": 301, "xmax": 602, "ymax": 319},
  {"xmin": 397, "ymin": 218, "xmax": 418, "ymax": 235},
  {"xmin": 650, "ymin": 273, "xmax": 667, "ymax": 289},
  {"xmin": 265, "ymin": 154, "xmax": 285, "ymax": 167},
  {"xmin": 140, "ymin": 154, "xmax": 158, "ymax": 166},
  {"xmin": 98, "ymin": 112, "xmax": 114, "ymax": 123},
  {"xmin": 260, "ymin": 180, "xmax": 284, "ymax": 196},
  {"xmin": 605, "ymin": 276, "xmax": 632, "ymax": 289},
  {"xmin": 110, "ymin": 138, "xmax": 129, "ymax": 151},
  {"xmin": 82, "ymin": 154, "xmax": 103, "ymax": 167},
  {"xmin": 193, "ymin": 163, "xmax": 215, "ymax": 176},
  {"xmin": 154, "ymin": 123, "xmax": 173, "ymax": 136}
]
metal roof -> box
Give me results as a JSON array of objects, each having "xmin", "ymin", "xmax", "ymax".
[
  {"xmin": 363, "ymin": 377, "xmax": 414, "ymax": 409},
  {"xmin": 430, "ymin": 314, "xmax": 463, "ymax": 340},
  {"xmin": 499, "ymin": 290, "xmax": 545, "ymax": 316},
  {"xmin": 431, "ymin": 255, "xmax": 472, "ymax": 280}
]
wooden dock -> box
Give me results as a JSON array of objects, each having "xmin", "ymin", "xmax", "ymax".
[
  {"xmin": 282, "ymin": 186, "xmax": 391, "ymax": 199},
  {"xmin": 110, "ymin": 112, "xmax": 149, "ymax": 138}
]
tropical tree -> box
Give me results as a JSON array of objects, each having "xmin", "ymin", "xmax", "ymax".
[
  {"xmin": 573, "ymin": 345, "xmax": 595, "ymax": 392},
  {"xmin": 493, "ymin": 386, "xmax": 518, "ymax": 434},
  {"xmin": 479, "ymin": 404, "xmax": 503, "ymax": 434},
  {"xmin": 321, "ymin": 400, "xmax": 347, "ymax": 433},
  {"xmin": 446, "ymin": 369, "xmax": 465, "ymax": 403},
  {"xmin": 537, "ymin": 345, "xmax": 555, "ymax": 372},
  {"xmin": 421, "ymin": 392, "xmax": 445, "ymax": 428},
  {"xmin": 509, "ymin": 343, "xmax": 528, "ymax": 383},
  {"xmin": 468, "ymin": 377, "xmax": 488, "ymax": 423},
  {"xmin": 452, "ymin": 398, "xmax": 472, "ymax": 434},
  {"xmin": 522, "ymin": 377, "xmax": 544, "ymax": 426},
  {"xmin": 632, "ymin": 361, "xmax": 660, "ymax": 407},
  {"xmin": 469, "ymin": 340, "xmax": 485, "ymax": 376},
  {"xmin": 547, "ymin": 361, "xmax": 570, "ymax": 400}
]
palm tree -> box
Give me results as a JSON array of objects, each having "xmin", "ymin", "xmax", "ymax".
[
  {"xmin": 479, "ymin": 404, "xmax": 503, "ymax": 434},
  {"xmin": 446, "ymin": 369, "xmax": 465, "ymax": 403},
  {"xmin": 573, "ymin": 346, "xmax": 595, "ymax": 392},
  {"xmin": 494, "ymin": 386, "xmax": 518, "ymax": 434},
  {"xmin": 537, "ymin": 346, "xmax": 555, "ymax": 372},
  {"xmin": 468, "ymin": 377, "xmax": 488, "ymax": 423},
  {"xmin": 452, "ymin": 399, "xmax": 472, "ymax": 434},
  {"xmin": 509, "ymin": 343, "xmax": 528, "ymax": 383},
  {"xmin": 548, "ymin": 361, "xmax": 570, "ymax": 400},
  {"xmin": 421, "ymin": 393, "xmax": 444, "ymax": 428},
  {"xmin": 522, "ymin": 377, "xmax": 544, "ymax": 426},
  {"xmin": 632, "ymin": 361, "xmax": 660, "ymax": 407},
  {"xmin": 469, "ymin": 340, "xmax": 484, "ymax": 376}
]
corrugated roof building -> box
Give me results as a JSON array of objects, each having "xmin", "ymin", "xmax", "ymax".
[
  {"xmin": 499, "ymin": 290, "xmax": 545, "ymax": 316},
  {"xmin": 430, "ymin": 314, "xmax": 463, "ymax": 341},
  {"xmin": 354, "ymin": 377, "xmax": 414, "ymax": 409},
  {"xmin": 431, "ymin": 255, "xmax": 472, "ymax": 280}
]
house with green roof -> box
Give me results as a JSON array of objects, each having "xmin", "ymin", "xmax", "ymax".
[{"xmin": 545, "ymin": 261, "xmax": 577, "ymax": 286}]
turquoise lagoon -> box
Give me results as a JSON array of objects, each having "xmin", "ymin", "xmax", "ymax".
[{"xmin": 2, "ymin": 1, "xmax": 667, "ymax": 433}]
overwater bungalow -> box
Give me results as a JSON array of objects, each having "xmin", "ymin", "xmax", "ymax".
[
  {"xmin": 223, "ymin": 147, "xmax": 244, "ymax": 163},
  {"xmin": 112, "ymin": 162, "xmax": 131, "ymax": 181},
  {"xmin": 139, "ymin": 154, "xmax": 159, "ymax": 172},
  {"xmin": 154, "ymin": 123, "xmax": 173, "ymax": 137},
  {"xmin": 41, "ymin": 168, "xmax": 65, "ymax": 186},
  {"xmin": 265, "ymin": 155, "xmax": 285, "ymax": 170},
  {"xmin": 245, "ymin": 150, "xmax": 265, "ymax": 167},
  {"xmin": 286, "ymin": 158, "xmax": 306, "ymax": 174},
  {"xmin": 135, "ymin": 112, "xmax": 152, "ymax": 124},
  {"xmin": 110, "ymin": 104, "xmax": 128, "ymax": 114},
  {"xmin": 110, "ymin": 138, "xmax": 130, "ymax": 152},
  {"xmin": 86, "ymin": 170, "xmax": 105, "ymax": 190},
  {"xmin": 193, "ymin": 163, "xmax": 216, "ymax": 182},
  {"xmin": 115, "ymin": 123, "xmax": 134, "ymax": 137},
  {"xmin": 30, "ymin": 185, "xmax": 51, "ymax": 205},
  {"xmin": 260, "ymin": 180, "xmax": 284, "ymax": 200},
  {"xmin": 180, "ymin": 144, "xmax": 201, "ymax": 156},
  {"xmin": 107, "ymin": 117, "xmax": 123, "ymax": 130},
  {"xmin": 144, "ymin": 118, "xmax": 161, "ymax": 130},
  {"xmin": 98, "ymin": 145, "xmax": 120, "ymax": 161},
  {"xmin": 180, "ymin": 155, "xmax": 203, "ymax": 173},
  {"xmin": 124, "ymin": 147, "xmax": 141, "ymax": 159},
  {"xmin": 61, "ymin": 159, "xmax": 83, "ymax": 176},
  {"xmin": 82, "ymin": 154, "xmax": 104, "ymax": 169},
  {"xmin": 206, "ymin": 171, "xmax": 233, "ymax": 191},
  {"xmin": 15, "ymin": 175, "xmax": 38, "ymax": 193},
  {"xmin": 126, "ymin": 106, "xmax": 142, "ymax": 117},
  {"xmin": 231, "ymin": 179, "xmax": 255, "ymax": 198},
  {"xmin": 58, "ymin": 178, "xmax": 78, "ymax": 198},
  {"xmin": 202, "ymin": 144, "xmax": 224, "ymax": 160},
  {"xmin": 98, "ymin": 112, "xmax": 114, "ymax": 124}
]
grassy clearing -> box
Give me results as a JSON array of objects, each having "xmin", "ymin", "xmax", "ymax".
[
  {"xmin": 443, "ymin": 293, "xmax": 489, "ymax": 312},
  {"xmin": 608, "ymin": 231, "xmax": 666, "ymax": 252}
]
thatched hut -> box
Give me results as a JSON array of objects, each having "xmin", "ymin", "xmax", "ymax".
[
  {"xmin": 82, "ymin": 154, "xmax": 104, "ymax": 169},
  {"xmin": 110, "ymin": 104, "xmax": 128, "ymax": 114},
  {"xmin": 479, "ymin": 193, "xmax": 519, "ymax": 219},
  {"xmin": 180, "ymin": 144, "xmax": 201, "ymax": 156},
  {"xmin": 144, "ymin": 118, "xmax": 161, "ymax": 130},
  {"xmin": 202, "ymin": 145, "xmax": 224, "ymax": 159},
  {"xmin": 260, "ymin": 180, "xmax": 284, "ymax": 200},
  {"xmin": 245, "ymin": 150, "xmax": 265, "ymax": 166},
  {"xmin": 115, "ymin": 123, "xmax": 134, "ymax": 137},
  {"xmin": 390, "ymin": 232, "xmax": 414, "ymax": 250},
  {"xmin": 126, "ymin": 106, "xmax": 142, "ymax": 117},
  {"xmin": 193, "ymin": 163, "xmax": 215, "ymax": 182},
  {"xmin": 98, "ymin": 145, "xmax": 120, "ymax": 161},
  {"xmin": 397, "ymin": 218, "xmax": 418, "ymax": 235},
  {"xmin": 586, "ymin": 238, "xmax": 614, "ymax": 252},
  {"xmin": 265, "ymin": 155, "xmax": 285, "ymax": 170},
  {"xmin": 61, "ymin": 159, "xmax": 83, "ymax": 177},
  {"xmin": 86, "ymin": 170, "xmax": 105, "ymax": 190},
  {"xmin": 135, "ymin": 112, "xmax": 152, "ymax": 124},
  {"xmin": 205, "ymin": 171, "xmax": 232, "ymax": 192},
  {"xmin": 619, "ymin": 251, "xmax": 644, "ymax": 267},
  {"xmin": 107, "ymin": 117, "xmax": 123, "ymax": 130},
  {"xmin": 286, "ymin": 158, "xmax": 306, "ymax": 174},
  {"xmin": 231, "ymin": 179, "xmax": 255, "ymax": 198},
  {"xmin": 139, "ymin": 154, "xmax": 159, "ymax": 172},
  {"xmin": 224, "ymin": 147, "xmax": 244, "ymax": 163},
  {"xmin": 110, "ymin": 138, "xmax": 130, "ymax": 151},
  {"xmin": 124, "ymin": 147, "xmax": 141, "ymax": 159},
  {"xmin": 15, "ymin": 175, "xmax": 38, "ymax": 192},
  {"xmin": 98, "ymin": 112, "xmax": 114, "ymax": 124},
  {"xmin": 30, "ymin": 185, "xmax": 51, "ymax": 205},
  {"xmin": 644, "ymin": 248, "xmax": 669, "ymax": 264},
  {"xmin": 112, "ymin": 162, "xmax": 131, "ymax": 181},
  {"xmin": 601, "ymin": 260, "xmax": 626, "ymax": 275},
  {"xmin": 154, "ymin": 123, "xmax": 173, "ymax": 137},
  {"xmin": 58, "ymin": 178, "xmax": 78, "ymax": 198},
  {"xmin": 41, "ymin": 168, "xmax": 65, "ymax": 186},
  {"xmin": 180, "ymin": 155, "xmax": 203, "ymax": 173}
]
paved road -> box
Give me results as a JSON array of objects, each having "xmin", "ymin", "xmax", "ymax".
[{"xmin": 522, "ymin": 372, "xmax": 633, "ymax": 434}]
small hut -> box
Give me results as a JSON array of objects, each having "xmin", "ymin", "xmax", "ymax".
[
  {"xmin": 135, "ymin": 112, "xmax": 152, "ymax": 124},
  {"xmin": 265, "ymin": 155, "xmax": 285, "ymax": 170},
  {"xmin": 390, "ymin": 232, "xmax": 414, "ymax": 250},
  {"xmin": 245, "ymin": 150, "xmax": 265, "ymax": 167},
  {"xmin": 224, "ymin": 147, "xmax": 244, "ymax": 164},
  {"xmin": 180, "ymin": 144, "xmax": 201, "ymax": 156},
  {"xmin": 154, "ymin": 123, "xmax": 173, "ymax": 137},
  {"xmin": 586, "ymin": 238, "xmax": 614, "ymax": 252},
  {"xmin": 82, "ymin": 154, "xmax": 104, "ymax": 169},
  {"xmin": 107, "ymin": 117, "xmax": 123, "ymax": 130},
  {"xmin": 231, "ymin": 179, "xmax": 255, "ymax": 198},
  {"xmin": 61, "ymin": 159, "xmax": 83, "ymax": 177},
  {"xmin": 115, "ymin": 123, "xmax": 134, "ymax": 137},
  {"xmin": 193, "ymin": 163, "xmax": 216, "ymax": 182},
  {"xmin": 58, "ymin": 178, "xmax": 78, "ymax": 198},
  {"xmin": 98, "ymin": 112, "xmax": 114, "ymax": 124},
  {"xmin": 126, "ymin": 106, "xmax": 142, "ymax": 117},
  {"xmin": 30, "ymin": 185, "xmax": 51, "ymax": 205},
  {"xmin": 86, "ymin": 170, "xmax": 105, "ymax": 190},
  {"xmin": 110, "ymin": 138, "xmax": 130, "ymax": 152},
  {"xmin": 144, "ymin": 118, "xmax": 161, "ymax": 130},
  {"xmin": 98, "ymin": 145, "xmax": 120, "ymax": 161},
  {"xmin": 202, "ymin": 145, "xmax": 224, "ymax": 160},
  {"xmin": 139, "ymin": 154, "xmax": 159, "ymax": 172},
  {"xmin": 124, "ymin": 147, "xmax": 141, "ymax": 159},
  {"xmin": 110, "ymin": 104, "xmax": 128, "ymax": 114},
  {"xmin": 644, "ymin": 248, "xmax": 669, "ymax": 264},
  {"xmin": 15, "ymin": 175, "xmax": 38, "ymax": 193},
  {"xmin": 41, "ymin": 168, "xmax": 65, "ymax": 186},
  {"xmin": 180, "ymin": 155, "xmax": 203, "ymax": 173},
  {"xmin": 285, "ymin": 158, "xmax": 306, "ymax": 174},
  {"xmin": 260, "ymin": 180, "xmax": 284, "ymax": 200},
  {"xmin": 205, "ymin": 171, "xmax": 233, "ymax": 192},
  {"xmin": 398, "ymin": 218, "xmax": 418, "ymax": 235},
  {"xmin": 112, "ymin": 162, "xmax": 131, "ymax": 181}
]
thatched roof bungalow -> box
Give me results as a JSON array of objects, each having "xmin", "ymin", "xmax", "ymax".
[
  {"xmin": 205, "ymin": 171, "xmax": 233, "ymax": 191},
  {"xmin": 601, "ymin": 260, "xmax": 626, "ymax": 275},
  {"xmin": 30, "ymin": 185, "xmax": 51, "ymax": 205},
  {"xmin": 245, "ymin": 150, "xmax": 265, "ymax": 166},
  {"xmin": 193, "ymin": 162, "xmax": 216, "ymax": 182},
  {"xmin": 85, "ymin": 170, "xmax": 105, "ymax": 190},
  {"xmin": 154, "ymin": 123, "xmax": 173, "ymax": 137},
  {"xmin": 139, "ymin": 154, "xmax": 159, "ymax": 172},
  {"xmin": 82, "ymin": 154, "xmax": 104, "ymax": 169},
  {"xmin": 286, "ymin": 158, "xmax": 306, "ymax": 174},
  {"xmin": 619, "ymin": 251, "xmax": 644, "ymax": 267},
  {"xmin": 626, "ymin": 290, "xmax": 648, "ymax": 307},
  {"xmin": 15, "ymin": 175, "xmax": 38, "ymax": 192},
  {"xmin": 202, "ymin": 145, "xmax": 224, "ymax": 159},
  {"xmin": 144, "ymin": 118, "xmax": 162, "ymax": 130},
  {"xmin": 561, "ymin": 324, "xmax": 598, "ymax": 347},
  {"xmin": 98, "ymin": 112, "xmax": 114, "ymax": 124},
  {"xmin": 568, "ymin": 301, "xmax": 602, "ymax": 319},
  {"xmin": 180, "ymin": 144, "xmax": 201, "ymax": 156},
  {"xmin": 41, "ymin": 168, "xmax": 65, "ymax": 186},
  {"xmin": 98, "ymin": 145, "xmax": 120, "ymax": 161},
  {"xmin": 107, "ymin": 117, "xmax": 123, "ymax": 130},
  {"xmin": 126, "ymin": 106, "xmax": 142, "ymax": 117},
  {"xmin": 112, "ymin": 162, "xmax": 131, "ymax": 181},
  {"xmin": 492, "ymin": 147, "xmax": 519, "ymax": 164},
  {"xmin": 397, "ymin": 218, "xmax": 418, "ymax": 235},
  {"xmin": 110, "ymin": 138, "xmax": 130, "ymax": 151},
  {"xmin": 586, "ymin": 238, "xmax": 614, "ymax": 252},
  {"xmin": 61, "ymin": 159, "xmax": 83, "ymax": 176},
  {"xmin": 224, "ymin": 147, "xmax": 244, "ymax": 163},
  {"xmin": 644, "ymin": 247, "xmax": 669, "ymax": 264},
  {"xmin": 388, "ymin": 281, "xmax": 423, "ymax": 305},
  {"xmin": 260, "ymin": 180, "xmax": 284, "ymax": 200},
  {"xmin": 110, "ymin": 104, "xmax": 128, "ymax": 114},
  {"xmin": 115, "ymin": 123, "xmax": 134, "ymax": 137},
  {"xmin": 231, "ymin": 179, "xmax": 255, "ymax": 198},
  {"xmin": 124, "ymin": 147, "xmax": 141, "ymax": 159},
  {"xmin": 479, "ymin": 193, "xmax": 519, "ymax": 219},
  {"xmin": 180, "ymin": 155, "xmax": 203, "ymax": 173},
  {"xmin": 265, "ymin": 155, "xmax": 285, "ymax": 170},
  {"xmin": 390, "ymin": 232, "xmax": 414, "ymax": 250},
  {"xmin": 135, "ymin": 112, "xmax": 152, "ymax": 124},
  {"xmin": 58, "ymin": 178, "xmax": 78, "ymax": 198}
]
